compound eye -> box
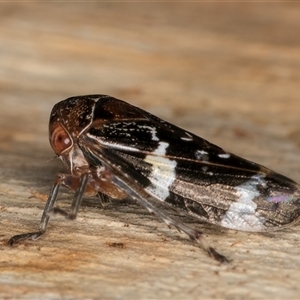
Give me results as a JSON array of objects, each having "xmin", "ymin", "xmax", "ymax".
[{"xmin": 50, "ymin": 123, "xmax": 72, "ymax": 154}]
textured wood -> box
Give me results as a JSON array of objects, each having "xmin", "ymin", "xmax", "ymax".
[{"xmin": 1, "ymin": 3, "xmax": 300, "ymax": 299}]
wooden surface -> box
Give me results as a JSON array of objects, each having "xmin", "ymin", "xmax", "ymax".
[{"xmin": 1, "ymin": 3, "xmax": 300, "ymax": 299}]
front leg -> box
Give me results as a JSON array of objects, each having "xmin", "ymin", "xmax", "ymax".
[{"xmin": 8, "ymin": 172, "xmax": 89, "ymax": 245}]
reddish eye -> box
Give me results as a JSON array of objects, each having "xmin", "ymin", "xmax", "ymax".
[{"xmin": 50, "ymin": 124, "xmax": 72, "ymax": 154}]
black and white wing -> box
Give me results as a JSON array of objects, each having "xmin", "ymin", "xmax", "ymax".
[{"xmin": 80, "ymin": 96, "xmax": 300, "ymax": 233}]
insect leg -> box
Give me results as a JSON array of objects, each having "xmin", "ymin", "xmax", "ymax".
[
  {"xmin": 112, "ymin": 175, "xmax": 229, "ymax": 263},
  {"xmin": 8, "ymin": 174, "xmax": 61, "ymax": 246},
  {"xmin": 97, "ymin": 192, "xmax": 111, "ymax": 207},
  {"xmin": 49, "ymin": 172, "xmax": 89, "ymax": 219},
  {"xmin": 9, "ymin": 173, "xmax": 89, "ymax": 246}
]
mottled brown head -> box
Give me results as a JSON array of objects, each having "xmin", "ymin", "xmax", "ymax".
[
  {"xmin": 49, "ymin": 95, "xmax": 99, "ymax": 155},
  {"xmin": 49, "ymin": 95, "xmax": 106, "ymax": 175}
]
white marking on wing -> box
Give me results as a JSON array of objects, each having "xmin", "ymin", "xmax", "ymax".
[
  {"xmin": 195, "ymin": 150, "xmax": 209, "ymax": 161},
  {"xmin": 141, "ymin": 125, "xmax": 159, "ymax": 141},
  {"xmin": 181, "ymin": 136, "xmax": 193, "ymax": 141},
  {"xmin": 144, "ymin": 142, "xmax": 177, "ymax": 201},
  {"xmin": 221, "ymin": 174, "xmax": 266, "ymax": 231},
  {"xmin": 218, "ymin": 153, "xmax": 230, "ymax": 159}
]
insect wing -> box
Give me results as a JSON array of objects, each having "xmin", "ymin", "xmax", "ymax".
[{"xmin": 79, "ymin": 97, "xmax": 300, "ymax": 233}]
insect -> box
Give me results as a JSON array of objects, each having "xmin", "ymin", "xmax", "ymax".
[{"xmin": 9, "ymin": 95, "xmax": 300, "ymax": 263}]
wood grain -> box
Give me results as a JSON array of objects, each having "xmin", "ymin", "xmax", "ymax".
[{"xmin": 1, "ymin": 3, "xmax": 300, "ymax": 299}]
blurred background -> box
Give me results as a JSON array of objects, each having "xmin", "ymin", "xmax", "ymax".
[
  {"xmin": 1, "ymin": 2, "xmax": 300, "ymax": 299},
  {"xmin": 1, "ymin": 3, "xmax": 300, "ymax": 158}
]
